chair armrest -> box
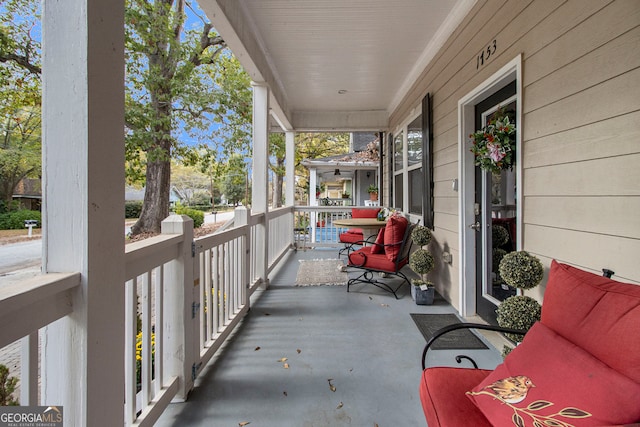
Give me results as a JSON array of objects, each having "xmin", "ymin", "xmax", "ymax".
[{"xmin": 421, "ymin": 323, "xmax": 528, "ymax": 370}]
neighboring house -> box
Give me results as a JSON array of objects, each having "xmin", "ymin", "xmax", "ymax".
[
  {"xmin": 302, "ymin": 132, "xmax": 380, "ymax": 206},
  {"xmin": 12, "ymin": 178, "xmax": 42, "ymax": 211},
  {"xmin": 125, "ymin": 186, "xmax": 180, "ymax": 206}
]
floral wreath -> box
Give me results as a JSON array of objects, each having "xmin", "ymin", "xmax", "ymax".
[{"xmin": 469, "ymin": 112, "xmax": 516, "ymax": 173}]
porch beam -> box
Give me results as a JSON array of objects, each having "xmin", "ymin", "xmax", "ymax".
[{"xmin": 41, "ymin": 0, "xmax": 125, "ymax": 424}]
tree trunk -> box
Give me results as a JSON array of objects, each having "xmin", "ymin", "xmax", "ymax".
[
  {"xmin": 131, "ymin": 158, "xmax": 171, "ymax": 234},
  {"xmin": 273, "ymin": 156, "xmax": 284, "ymax": 208}
]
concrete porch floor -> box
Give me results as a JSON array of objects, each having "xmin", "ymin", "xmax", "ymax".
[{"xmin": 156, "ymin": 249, "xmax": 504, "ymax": 427}]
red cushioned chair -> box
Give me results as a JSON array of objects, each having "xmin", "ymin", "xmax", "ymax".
[
  {"xmin": 419, "ymin": 261, "xmax": 640, "ymax": 427},
  {"xmin": 345, "ymin": 215, "xmax": 417, "ymax": 299},
  {"xmin": 337, "ymin": 208, "xmax": 380, "ymax": 258}
]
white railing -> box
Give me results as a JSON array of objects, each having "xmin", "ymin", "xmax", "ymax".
[
  {"xmin": 0, "ymin": 205, "xmax": 334, "ymax": 425},
  {"xmin": 0, "ymin": 272, "xmax": 81, "ymax": 405}
]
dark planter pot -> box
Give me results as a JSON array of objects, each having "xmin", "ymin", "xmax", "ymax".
[{"xmin": 415, "ymin": 286, "xmax": 435, "ymax": 305}]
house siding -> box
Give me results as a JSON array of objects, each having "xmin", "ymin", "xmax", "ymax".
[{"xmin": 387, "ymin": 0, "xmax": 640, "ymax": 309}]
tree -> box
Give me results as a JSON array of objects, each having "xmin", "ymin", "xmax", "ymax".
[
  {"xmin": 0, "ymin": 0, "xmax": 42, "ymax": 211},
  {"xmin": 221, "ymin": 154, "xmax": 247, "ymax": 206},
  {"xmin": 269, "ymin": 133, "xmax": 285, "ymax": 208},
  {"xmin": 125, "ymin": 0, "xmax": 251, "ymax": 235},
  {"xmin": 293, "ymin": 133, "xmax": 350, "ymax": 196}
]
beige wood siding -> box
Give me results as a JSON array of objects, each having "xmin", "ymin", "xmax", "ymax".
[{"xmin": 388, "ymin": 0, "xmax": 640, "ymax": 308}]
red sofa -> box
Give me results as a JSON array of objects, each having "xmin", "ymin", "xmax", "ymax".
[{"xmin": 420, "ymin": 260, "xmax": 640, "ymax": 427}]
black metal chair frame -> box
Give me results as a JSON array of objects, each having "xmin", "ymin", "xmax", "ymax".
[
  {"xmin": 345, "ymin": 221, "xmax": 418, "ymax": 299},
  {"xmin": 421, "ymin": 323, "xmax": 528, "ymax": 370}
]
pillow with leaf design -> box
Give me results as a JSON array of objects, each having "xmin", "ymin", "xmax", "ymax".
[{"xmin": 466, "ymin": 322, "xmax": 640, "ymax": 426}]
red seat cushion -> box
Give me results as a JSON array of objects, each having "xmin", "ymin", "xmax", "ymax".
[
  {"xmin": 339, "ymin": 231, "xmax": 363, "ymax": 244},
  {"xmin": 541, "ymin": 260, "xmax": 640, "ymax": 382},
  {"xmin": 351, "ymin": 208, "xmax": 380, "ymax": 219},
  {"xmin": 420, "ymin": 367, "xmax": 493, "ymax": 427},
  {"xmin": 383, "ymin": 214, "xmax": 408, "ymax": 262},
  {"xmin": 370, "ymin": 227, "xmax": 385, "ymax": 254},
  {"xmin": 348, "ymin": 247, "xmax": 407, "ymax": 272},
  {"xmin": 467, "ymin": 322, "xmax": 640, "ymax": 426}
]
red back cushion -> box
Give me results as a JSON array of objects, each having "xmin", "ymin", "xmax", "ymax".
[
  {"xmin": 467, "ymin": 322, "xmax": 640, "ymax": 426},
  {"xmin": 370, "ymin": 228, "xmax": 385, "ymax": 254},
  {"xmin": 542, "ymin": 260, "xmax": 640, "ymax": 382},
  {"xmin": 351, "ymin": 208, "xmax": 380, "ymax": 219},
  {"xmin": 383, "ymin": 215, "xmax": 408, "ymax": 262}
]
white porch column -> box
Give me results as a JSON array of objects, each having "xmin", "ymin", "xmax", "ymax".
[
  {"xmin": 285, "ymin": 131, "xmax": 295, "ymax": 207},
  {"xmin": 251, "ymin": 82, "xmax": 269, "ymax": 287},
  {"xmin": 41, "ymin": 0, "xmax": 125, "ymax": 425}
]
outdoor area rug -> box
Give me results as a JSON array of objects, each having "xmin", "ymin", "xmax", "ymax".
[
  {"xmin": 410, "ymin": 313, "xmax": 488, "ymax": 350},
  {"xmin": 295, "ymin": 259, "xmax": 347, "ymax": 286}
]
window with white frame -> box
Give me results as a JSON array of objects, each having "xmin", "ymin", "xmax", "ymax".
[{"xmin": 392, "ymin": 113, "xmax": 423, "ymax": 215}]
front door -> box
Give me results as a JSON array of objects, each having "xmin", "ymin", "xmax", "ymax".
[{"xmin": 473, "ymin": 82, "xmax": 517, "ymax": 324}]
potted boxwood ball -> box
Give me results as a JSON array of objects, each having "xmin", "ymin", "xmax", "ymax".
[
  {"xmin": 498, "ymin": 251, "xmax": 544, "ymax": 290},
  {"xmin": 496, "ymin": 295, "xmax": 541, "ymax": 343},
  {"xmin": 409, "ymin": 226, "xmax": 435, "ymax": 304}
]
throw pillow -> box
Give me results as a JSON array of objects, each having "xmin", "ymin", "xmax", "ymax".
[
  {"xmin": 466, "ymin": 322, "xmax": 640, "ymax": 426},
  {"xmin": 384, "ymin": 214, "xmax": 408, "ymax": 262},
  {"xmin": 370, "ymin": 228, "xmax": 385, "ymax": 254}
]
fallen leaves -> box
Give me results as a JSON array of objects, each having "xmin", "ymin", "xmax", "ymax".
[
  {"xmin": 328, "ymin": 378, "xmax": 336, "ymax": 392},
  {"xmin": 296, "ymin": 348, "xmax": 301, "ymax": 354},
  {"xmin": 277, "ymin": 357, "xmax": 288, "ymax": 363},
  {"xmin": 239, "ymin": 422, "xmax": 250, "ymax": 426},
  {"xmin": 336, "ymin": 402, "xmax": 343, "ymax": 409},
  {"xmin": 254, "ymin": 346, "xmax": 261, "ymax": 351},
  {"xmin": 283, "ymin": 391, "xmax": 287, "ymax": 397}
]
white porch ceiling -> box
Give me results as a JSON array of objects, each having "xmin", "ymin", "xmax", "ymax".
[{"xmin": 199, "ymin": 0, "xmax": 475, "ymax": 131}]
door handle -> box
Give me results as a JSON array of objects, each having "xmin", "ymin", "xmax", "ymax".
[{"xmin": 468, "ymin": 222, "xmax": 481, "ymax": 231}]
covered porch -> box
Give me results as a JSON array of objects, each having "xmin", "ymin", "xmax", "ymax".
[{"xmin": 0, "ymin": 0, "xmax": 638, "ymax": 426}]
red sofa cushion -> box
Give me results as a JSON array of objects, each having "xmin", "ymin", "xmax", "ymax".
[
  {"xmin": 420, "ymin": 367, "xmax": 493, "ymax": 427},
  {"xmin": 467, "ymin": 321, "xmax": 640, "ymax": 426},
  {"xmin": 352, "ymin": 208, "xmax": 380, "ymax": 218},
  {"xmin": 348, "ymin": 246, "xmax": 407, "ymax": 272},
  {"xmin": 541, "ymin": 260, "xmax": 640, "ymax": 382},
  {"xmin": 383, "ymin": 214, "xmax": 408, "ymax": 262},
  {"xmin": 370, "ymin": 228, "xmax": 385, "ymax": 254}
]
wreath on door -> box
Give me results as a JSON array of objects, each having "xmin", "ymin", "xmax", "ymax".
[{"xmin": 469, "ymin": 113, "xmax": 516, "ymax": 173}]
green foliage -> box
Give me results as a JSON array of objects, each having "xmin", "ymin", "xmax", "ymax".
[
  {"xmin": 0, "ymin": 209, "xmax": 40, "ymax": 230},
  {"xmin": 125, "ymin": 201, "xmax": 143, "ymax": 219},
  {"xmin": 411, "ymin": 279, "xmax": 433, "ymax": 288},
  {"xmin": 367, "ymin": 184, "xmax": 378, "ymax": 194},
  {"xmin": 174, "ymin": 204, "xmax": 204, "ymax": 228},
  {"xmin": 496, "ymin": 295, "xmax": 541, "ymax": 343},
  {"xmin": 221, "ymin": 154, "xmax": 247, "ymax": 205},
  {"xmin": 409, "ymin": 249, "xmax": 434, "ymax": 275},
  {"xmin": 492, "ymin": 225, "xmax": 509, "ymax": 247},
  {"xmin": 0, "ymin": 364, "xmax": 19, "ymax": 406},
  {"xmin": 499, "ymin": 251, "xmax": 544, "ymax": 290},
  {"xmin": 411, "ymin": 225, "xmax": 432, "ymax": 246}
]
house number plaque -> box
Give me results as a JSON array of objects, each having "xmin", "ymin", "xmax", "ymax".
[{"xmin": 476, "ymin": 39, "xmax": 497, "ymax": 69}]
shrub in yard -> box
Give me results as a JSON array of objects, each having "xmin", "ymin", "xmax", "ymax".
[
  {"xmin": 175, "ymin": 204, "xmax": 204, "ymax": 228},
  {"xmin": 0, "ymin": 209, "xmax": 41, "ymax": 230},
  {"xmin": 0, "ymin": 364, "xmax": 19, "ymax": 406},
  {"xmin": 125, "ymin": 201, "xmax": 143, "ymax": 219}
]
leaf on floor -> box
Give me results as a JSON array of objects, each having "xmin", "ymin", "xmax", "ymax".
[
  {"xmin": 297, "ymin": 349, "xmax": 302, "ymax": 354},
  {"xmin": 239, "ymin": 422, "xmax": 250, "ymax": 426},
  {"xmin": 336, "ymin": 402, "xmax": 343, "ymax": 409},
  {"xmin": 283, "ymin": 363, "xmax": 290, "ymax": 369},
  {"xmin": 254, "ymin": 346, "xmax": 261, "ymax": 351},
  {"xmin": 374, "ymin": 424, "xmax": 379, "ymax": 427},
  {"xmin": 380, "ymin": 303, "xmax": 389, "ymax": 308},
  {"xmin": 328, "ymin": 379, "xmax": 336, "ymax": 392},
  {"xmin": 283, "ymin": 391, "xmax": 288, "ymax": 396},
  {"xmin": 264, "ymin": 312, "xmax": 271, "ymax": 316},
  {"xmin": 369, "ymin": 296, "xmax": 373, "ymax": 300},
  {"xmin": 278, "ymin": 357, "xmax": 288, "ymax": 362}
]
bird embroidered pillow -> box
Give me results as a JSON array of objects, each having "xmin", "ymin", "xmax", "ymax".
[{"xmin": 466, "ymin": 322, "xmax": 640, "ymax": 426}]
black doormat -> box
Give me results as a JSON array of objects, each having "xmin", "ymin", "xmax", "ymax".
[{"xmin": 410, "ymin": 313, "xmax": 488, "ymax": 350}]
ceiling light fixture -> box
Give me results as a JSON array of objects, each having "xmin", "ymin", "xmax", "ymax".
[{"xmin": 334, "ymin": 168, "xmax": 341, "ymax": 176}]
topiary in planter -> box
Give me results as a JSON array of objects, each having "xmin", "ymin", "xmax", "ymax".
[
  {"xmin": 409, "ymin": 249, "xmax": 434, "ymax": 276},
  {"xmin": 492, "ymin": 224, "xmax": 509, "ymax": 247},
  {"xmin": 411, "ymin": 225, "xmax": 432, "ymax": 247},
  {"xmin": 498, "ymin": 251, "xmax": 544, "ymax": 290},
  {"xmin": 496, "ymin": 295, "xmax": 541, "ymax": 342}
]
